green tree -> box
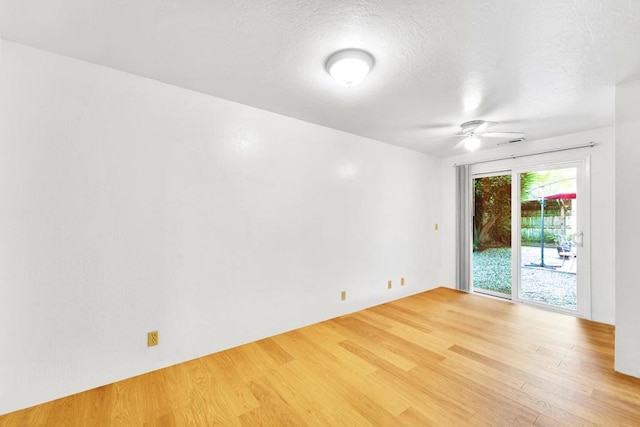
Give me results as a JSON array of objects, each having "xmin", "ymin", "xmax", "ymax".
[{"xmin": 473, "ymin": 173, "xmax": 534, "ymax": 251}]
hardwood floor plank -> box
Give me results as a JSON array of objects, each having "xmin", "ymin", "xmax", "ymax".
[
  {"xmin": 410, "ymin": 363, "xmax": 540, "ymax": 425},
  {"xmin": 255, "ymin": 362, "xmax": 347, "ymax": 426},
  {"xmin": 1, "ymin": 287, "xmax": 639, "ymax": 426},
  {"xmin": 342, "ymin": 337, "xmax": 417, "ymax": 372},
  {"xmin": 238, "ymin": 379, "xmax": 308, "ymax": 427},
  {"xmin": 368, "ymin": 303, "xmax": 436, "ymax": 334},
  {"xmin": 440, "ymin": 352, "xmax": 526, "ymax": 390},
  {"xmin": 270, "ymin": 360, "xmax": 375, "ymax": 426},
  {"xmin": 396, "ymin": 406, "xmax": 438, "ymax": 426},
  {"xmin": 533, "ymin": 413, "xmax": 592, "ymax": 427},
  {"xmin": 353, "ymin": 309, "xmax": 397, "ymax": 330},
  {"xmin": 329, "ymin": 316, "xmax": 445, "ymax": 365},
  {"xmin": 590, "ymin": 388, "xmax": 640, "ymax": 420},
  {"xmin": 521, "ymin": 382, "xmax": 640, "ymax": 426},
  {"xmin": 369, "ymin": 367, "xmax": 474, "ymax": 424},
  {"xmin": 195, "ymin": 358, "xmax": 259, "ymax": 418},
  {"xmin": 274, "ymin": 329, "xmax": 377, "ymax": 378},
  {"xmin": 448, "ymin": 343, "xmax": 595, "ymax": 396},
  {"xmin": 340, "ymin": 338, "xmax": 475, "ymax": 423},
  {"xmin": 442, "ymin": 352, "xmax": 591, "ymax": 426},
  {"xmin": 592, "ymin": 384, "xmax": 640, "ymax": 408},
  {"xmin": 255, "ymin": 337, "xmax": 294, "ymax": 365},
  {"xmin": 221, "ymin": 343, "xmax": 280, "ymax": 384}
]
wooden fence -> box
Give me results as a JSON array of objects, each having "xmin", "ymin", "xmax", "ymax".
[{"xmin": 521, "ymin": 215, "xmax": 573, "ymax": 244}]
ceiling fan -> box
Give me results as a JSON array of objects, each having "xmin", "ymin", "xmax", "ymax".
[{"xmin": 452, "ymin": 120, "xmax": 525, "ymax": 151}]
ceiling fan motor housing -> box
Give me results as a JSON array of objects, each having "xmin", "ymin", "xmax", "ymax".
[{"xmin": 460, "ymin": 120, "xmax": 496, "ymax": 134}]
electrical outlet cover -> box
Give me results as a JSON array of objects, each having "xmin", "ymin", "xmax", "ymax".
[{"xmin": 147, "ymin": 331, "xmax": 159, "ymax": 347}]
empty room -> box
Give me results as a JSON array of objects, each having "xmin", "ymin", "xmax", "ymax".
[{"xmin": 1, "ymin": 1, "xmax": 640, "ymax": 425}]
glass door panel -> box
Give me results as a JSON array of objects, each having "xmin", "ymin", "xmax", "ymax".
[
  {"xmin": 472, "ymin": 174, "xmax": 512, "ymax": 298},
  {"xmin": 519, "ymin": 167, "xmax": 577, "ymax": 310}
]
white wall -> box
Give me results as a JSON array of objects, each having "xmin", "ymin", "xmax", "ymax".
[
  {"xmin": 614, "ymin": 79, "xmax": 640, "ymax": 378},
  {"xmin": 439, "ymin": 126, "xmax": 616, "ymax": 324},
  {"xmin": 0, "ymin": 40, "xmax": 442, "ymax": 415}
]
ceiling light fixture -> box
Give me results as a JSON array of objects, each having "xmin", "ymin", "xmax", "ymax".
[
  {"xmin": 463, "ymin": 135, "xmax": 481, "ymax": 151},
  {"xmin": 326, "ymin": 49, "xmax": 374, "ymax": 87}
]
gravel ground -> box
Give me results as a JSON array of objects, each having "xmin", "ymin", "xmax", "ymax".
[{"xmin": 473, "ymin": 246, "xmax": 577, "ymax": 310}]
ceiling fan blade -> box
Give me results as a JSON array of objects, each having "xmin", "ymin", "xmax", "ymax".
[
  {"xmin": 453, "ymin": 136, "xmax": 470, "ymax": 150},
  {"xmin": 473, "ymin": 121, "xmax": 496, "ymax": 134},
  {"xmin": 481, "ymin": 132, "xmax": 525, "ymax": 138},
  {"xmin": 423, "ymin": 134, "xmax": 467, "ymax": 141},
  {"xmin": 497, "ymin": 137, "xmax": 527, "ymax": 146}
]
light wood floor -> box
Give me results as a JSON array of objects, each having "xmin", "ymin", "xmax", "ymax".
[{"xmin": 2, "ymin": 287, "xmax": 640, "ymax": 426}]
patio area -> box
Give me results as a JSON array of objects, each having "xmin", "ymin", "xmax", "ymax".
[{"xmin": 473, "ymin": 246, "xmax": 577, "ymax": 310}]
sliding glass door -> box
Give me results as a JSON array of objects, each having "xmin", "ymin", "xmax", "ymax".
[{"xmin": 471, "ymin": 160, "xmax": 590, "ymax": 317}]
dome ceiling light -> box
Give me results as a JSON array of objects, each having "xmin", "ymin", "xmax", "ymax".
[{"xmin": 325, "ymin": 49, "xmax": 374, "ymax": 87}]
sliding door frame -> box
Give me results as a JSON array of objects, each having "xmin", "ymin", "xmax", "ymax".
[{"xmin": 470, "ymin": 154, "xmax": 592, "ymax": 319}]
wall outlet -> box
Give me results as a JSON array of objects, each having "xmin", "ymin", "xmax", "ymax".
[
  {"xmin": 147, "ymin": 331, "xmax": 159, "ymax": 347},
  {"xmin": 387, "ymin": 280, "xmax": 392, "ymax": 289},
  {"xmin": 401, "ymin": 277, "xmax": 405, "ymax": 286},
  {"xmin": 435, "ymin": 223, "xmax": 439, "ymax": 231},
  {"xmin": 341, "ymin": 291, "xmax": 346, "ymax": 301}
]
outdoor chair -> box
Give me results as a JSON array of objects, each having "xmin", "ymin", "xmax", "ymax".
[
  {"xmin": 555, "ymin": 235, "xmax": 576, "ymax": 269},
  {"xmin": 555, "ymin": 235, "xmax": 572, "ymax": 256}
]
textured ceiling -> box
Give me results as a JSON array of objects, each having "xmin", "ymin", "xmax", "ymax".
[{"xmin": 1, "ymin": 0, "xmax": 639, "ymax": 156}]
